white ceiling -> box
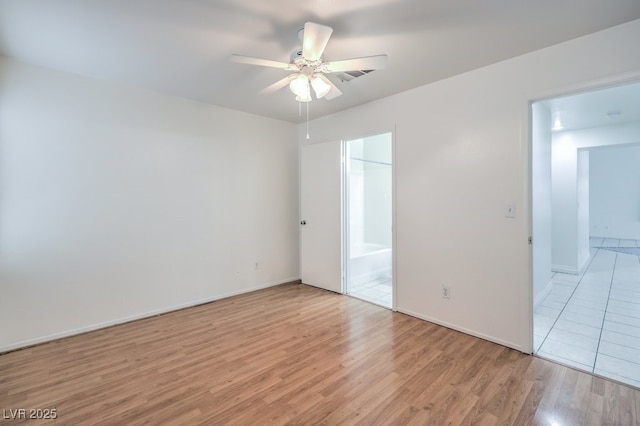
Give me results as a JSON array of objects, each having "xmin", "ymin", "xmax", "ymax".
[
  {"xmin": 543, "ymin": 81, "xmax": 640, "ymax": 132},
  {"xmin": 1, "ymin": 0, "xmax": 640, "ymax": 123}
]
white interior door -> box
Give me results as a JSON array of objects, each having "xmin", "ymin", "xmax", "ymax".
[{"xmin": 300, "ymin": 141, "xmax": 342, "ymax": 293}]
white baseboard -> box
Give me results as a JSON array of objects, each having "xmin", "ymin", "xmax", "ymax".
[
  {"xmin": 396, "ymin": 307, "xmax": 527, "ymax": 354},
  {"xmin": 0, "ymin": 277, "xmax": 300, "ymax": 354},
  {"xmin": 552, "ymin": 254, "xmax": 590, "ymax": 275},
  {"xmin": 534, "ymin": 279, "xmax": 554, "ymax": 307},
  {"xmin": 552, "ymin": 264, "xmax": 580, "ymax": 274}
]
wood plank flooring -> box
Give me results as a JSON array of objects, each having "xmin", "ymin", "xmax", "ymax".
[{"xmin": 1, "ymin": 282, "xmax": 639, "ymax": 425}]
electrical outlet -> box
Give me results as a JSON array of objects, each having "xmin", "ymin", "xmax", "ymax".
[{"xmin": 442, "ymin": 286, "xmax": 451, "ymax": 299}]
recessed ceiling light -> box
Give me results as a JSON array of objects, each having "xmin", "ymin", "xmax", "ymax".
[{"xmin": 552, "ymin": 117, "xmax": 563, "ymax": 131}]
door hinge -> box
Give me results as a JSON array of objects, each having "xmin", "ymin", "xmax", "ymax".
[{"xmin": 528, "ymin": 236, "xmax": 532, "ymax": 245}]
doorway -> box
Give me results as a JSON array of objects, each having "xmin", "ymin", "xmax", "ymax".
[
  {"xmin": 344, "ymin": 132, "xmax": 393, "ymax": 308},
  {"xmin": 531, "ymin": 81, "xmax": 640, "ymax": 388}
]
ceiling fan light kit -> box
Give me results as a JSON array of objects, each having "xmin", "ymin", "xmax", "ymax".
[
  {"xmin": 231, "ymin": 22, "xmax": 387, "ymax": 104},
  {"xmin": 311, "ymin": 75, "xmax": 331, "ymax": 99},
  {"xmin": 290, "ymin": 74, "xmax": 310, "ymax": 100},
  {"xmin": 289, "ymin": 73, "xmax": 332, "ymax": 102}
]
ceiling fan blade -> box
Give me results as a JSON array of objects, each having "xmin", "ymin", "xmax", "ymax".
[
  {"xmin": 323, "ymin": 55, "xmax": 388, "ymax": 73},
  {"xmin": 302, "ymin": 22, "xmax": 333, "ymax": 61},
  {"xmin": 318, "ymin": 74, "xmax": 342, "ymax": 100},
  {"xmin": 230, "ymin": 54, "xmax": 295, "ymax": 70},
  {"xmin": 259, "ymin": 74, "xmax": 297, "ymax": 95}
]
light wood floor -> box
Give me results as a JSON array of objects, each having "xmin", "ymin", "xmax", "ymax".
[{"xmin": 1, "ymin": 283, "xmax": 639, "ymax": 425}]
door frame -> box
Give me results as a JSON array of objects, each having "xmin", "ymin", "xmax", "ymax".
[
  {"xmin": 526, "ymin": 71, "xmax": 640, "ymax": 354},
  {"xmin": 298, "ymin": 129, "xmax": 397, "ymax": 310}
]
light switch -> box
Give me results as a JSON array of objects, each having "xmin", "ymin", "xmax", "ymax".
[{"xmin": 504, "ymin": 202, "xmax": 516, "ymax": 218}]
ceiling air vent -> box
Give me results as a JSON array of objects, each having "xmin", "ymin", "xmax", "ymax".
[{"xmin": 336, "ymin": 69, "xmax": 374, "ymax": 83}]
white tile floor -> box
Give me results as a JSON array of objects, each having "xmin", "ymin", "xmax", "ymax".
[
  {"xmin": 534, "ymin": 237, "xmax": 640, "ymax": 389},
  {"xmin": 348, "ymin": 277, "xmax": 392, "ymax": 308}
]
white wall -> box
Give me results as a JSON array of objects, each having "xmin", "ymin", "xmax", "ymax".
[
  {"xmin": 551, "ymin": 138, "xmax": 591, "ymax": 273},
  {"xmin": 563, "ymin": 122, "xmax": 640, "ymax": 149},
  {"xmin": 531, "ymin": 103, "xmax": 552, "ymax": 304},
  {"xmin": 0, "ymin": 57, "xmax": 299, "ymax": 351},
  {"xmin": 552, "ymin": 122, "xmax": 640, "ymax": 241},
  {"xmin": 577, "ymin": 150, "xmax": 590, "ymax": 265},
  {"xmin": 551, "ymin": 137, "xmax": 578, "ymax": 271},
  {"xmin": 590, "ymin": 143, "xmax": 640, "ymax": 239},
  {"xmin": 299, "ymin": 19, "xmax": 640, "ymax": 352}
]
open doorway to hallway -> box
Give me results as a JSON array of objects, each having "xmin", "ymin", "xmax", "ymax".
[{"xmin": 531, "ymin": 81, "xmax": 640, "ymax": 389}]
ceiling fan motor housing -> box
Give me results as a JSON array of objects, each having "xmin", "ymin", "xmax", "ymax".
[
  {"xmin": 231, "ymin": 22, "xmax": 387, "ymax": 101},
  {"xmin": 290, "ymin": 49, "xmax": 303, "ymax": 63}
]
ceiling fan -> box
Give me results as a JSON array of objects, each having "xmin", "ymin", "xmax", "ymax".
[{"xmin": 231, "ymin": 22, "xmax": 388, "ymax": 102}]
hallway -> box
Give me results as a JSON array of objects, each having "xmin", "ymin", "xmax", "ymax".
[{"xmin": 534, "ymin": 237, "xmax": 640, "ymax": 388}]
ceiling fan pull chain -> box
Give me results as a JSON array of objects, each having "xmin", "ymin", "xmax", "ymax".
[
  {"xmin": 299, "ymin": 100, "xmax": 302, "ymax": 117},
  {"xmin": 306, "ymin": 102, "xmax": 310, "ymax": 140}
]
